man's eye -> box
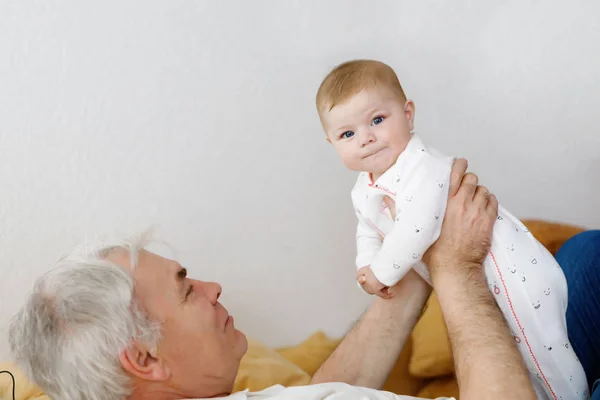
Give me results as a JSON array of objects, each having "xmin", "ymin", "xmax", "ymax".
[
  {"xmin": 341, "ymin": 131, "xmax": 354, "ymax": 139},
  {"xmin": 372, "ymin": 116, "xmax": 384, "ymax": 125}
]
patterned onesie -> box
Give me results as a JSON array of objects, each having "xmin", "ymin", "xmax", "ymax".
[{"xmin": 351, "ymin": 134, "xmax": 589, "ymax": 400}]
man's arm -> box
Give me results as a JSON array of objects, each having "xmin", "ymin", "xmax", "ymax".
[
  {"xmin": 426, "ymin": 169, "xmax": 537, "ymax": 400},
  {"xmin": 310, "ymin": 269, "xmax": 430, "ymax": 389}
]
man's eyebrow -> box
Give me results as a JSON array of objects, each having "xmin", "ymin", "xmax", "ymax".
[{"xmin": 175, "ymin": 266, "xmax": 187, "ymax": 293}]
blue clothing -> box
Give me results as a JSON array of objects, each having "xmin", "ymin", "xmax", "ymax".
[
  {"xmin": 592, "ymin": 380, "xmax": 600, "ymax": 400},
  {"xmin": 556, "ymin": 230, "xmax": 600, "ymax": 396}
]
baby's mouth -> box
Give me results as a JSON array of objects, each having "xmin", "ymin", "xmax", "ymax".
[{"xmin": 363, "ymin": 148, "xmax": 384, "ymax": 159}]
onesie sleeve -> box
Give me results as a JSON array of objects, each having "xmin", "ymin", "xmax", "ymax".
[
  {"xmin": 355, "ymin": 208, "xmax": 383, "ymax": 269},
  {"xmin": 370, "ymin": 154, "xmax": 451, "ymax": 287}
]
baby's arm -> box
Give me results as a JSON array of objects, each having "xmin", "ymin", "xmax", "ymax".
[
  {"xmin": 355, "ymin": 209, "xmax": 383, "ymax": 269},
  {"xmin": 370, "ymin": 155, "xmax": 452, "ymax": 288},
  {"xmin": 355, "ymin": 209, "xmax": 395, "ymax": 298}
]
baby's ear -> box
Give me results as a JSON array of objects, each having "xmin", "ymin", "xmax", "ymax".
[{"xmin": 404, "ymin": 100, "xmax": 416, "ymax": 123}]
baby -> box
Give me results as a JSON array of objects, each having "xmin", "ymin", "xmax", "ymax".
[{"xmin": 315, "ymin": 59, "xmax": 589, "ymax": 400}]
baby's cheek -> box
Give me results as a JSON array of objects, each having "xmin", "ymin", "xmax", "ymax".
[{"xmin": 341, "ymin": 153, "xmax": 363, "ymax": 171}]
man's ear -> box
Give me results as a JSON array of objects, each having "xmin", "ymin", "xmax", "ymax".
[
  {"xmin": 404, "ymin": 100, "xmax": 416, "ymax": 130},
  {"xmin": 119, "ymin": 342, "xmax": 170, "ymax": 382}
]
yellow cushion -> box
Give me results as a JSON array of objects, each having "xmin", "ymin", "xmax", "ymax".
[
  {"xmin": 276, "ymin": 331, "xmax": 341, "ymax": 376},
  {"xmin": 520, "ymin": 219, "xmax": 584, "ymax": 255},
  {"xmin": 409, "ymin": 292, "xmax": 453, "ymax": 378},
  {"xmin": 233, "ymin": 337, "xmax": 311, "ymax": 392},
  {"xmin": 278, "ymin": 331, "xmax": 421, "ymax": 396},
  {"xmin": 417, "ymin": 375, "xmax": 459, "ymax": 400},
  {"xmin": 0, "ymin": 362, "xmax": 49, "ymax": 400}
]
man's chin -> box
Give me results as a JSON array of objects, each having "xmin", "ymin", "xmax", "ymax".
[{"xmin": 235, "ymin": 330, "xmax": 249, "ymax": 358}]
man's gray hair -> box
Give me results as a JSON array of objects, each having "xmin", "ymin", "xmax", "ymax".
[{"xmin": 8, "ymin": 230, "xmax": 162, "ymax": 400}]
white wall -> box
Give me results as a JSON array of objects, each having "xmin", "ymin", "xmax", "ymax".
[{"xmin": 1, "ymin": 0, "xmax": 599, "ymax": 361}]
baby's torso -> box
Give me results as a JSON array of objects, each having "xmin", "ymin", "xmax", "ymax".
[{"xmin": 351, "ymin": 136, "xmax": 454, "ymax": 237}]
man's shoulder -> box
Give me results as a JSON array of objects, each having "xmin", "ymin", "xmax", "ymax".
[{"xmin": 206, "ymin": 383, "xmax": 455, "ymax": 400}]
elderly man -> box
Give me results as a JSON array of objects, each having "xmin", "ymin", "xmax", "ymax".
[{"xmin": 9, "ymin": 159, "xmax": 540, "ymax": 400}]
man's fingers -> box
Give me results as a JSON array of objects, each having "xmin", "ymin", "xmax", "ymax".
[
  {"xmin": 448, "ymin": 158, "xmax": 468, "ymax": 197},
  {"xmin": 474, "ymin": 185, "xmax": 490, "ymax": 208},
  {"xmin": 463, "ymin": 172, "xmax": 478, "ymax": 187},
  {"xmin": 486, "ymin": 193, "xmax": 499, "ymax": 218},
  {"xmin": 458, "ymin": 172, "xmax": 478, "ymax": 201}
]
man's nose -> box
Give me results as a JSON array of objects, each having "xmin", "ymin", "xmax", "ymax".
[{"xmin": 197, "ymin": 281, "xmax": 222, "ymax": 304}]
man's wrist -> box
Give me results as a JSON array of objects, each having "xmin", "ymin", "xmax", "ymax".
[
  {"xmin": 383, "ymin": 270, "xmax": 431, "ymax": 313},
  {"xmin": 430, "ymin": 260, "xmax": 493, "ymax": 325},
  {"xmin": 430, "ymin": 259, "xmax": 485, "ymax": 285}
]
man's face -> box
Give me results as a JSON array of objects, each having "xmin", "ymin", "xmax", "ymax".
[{"xmin": 116, "ymin": 250, "xmax": 248, "ymax": 396}]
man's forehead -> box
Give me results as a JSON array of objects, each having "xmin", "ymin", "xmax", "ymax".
[
  {"xmin": 107, "ymin": 249, "xmax": 184, "ymax": 311},
  {"xmin": 106, "ymin": 249, "xmax": 179, "ymax": 278}
]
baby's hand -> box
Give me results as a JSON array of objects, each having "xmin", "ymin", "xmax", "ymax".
[{"xmin": 356, "ymin": 266, "xmax": 393, "ymax": 299}]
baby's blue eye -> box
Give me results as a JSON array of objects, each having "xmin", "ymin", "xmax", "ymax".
[
  {"xmin": 372, "ymin": 116, "xmax": 384, "ymax": 125},
  {"xmin": 341, "ymin": 131, "xmax": 354, "ymax": 139}
]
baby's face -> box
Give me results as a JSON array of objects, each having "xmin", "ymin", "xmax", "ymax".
[{"xmin": 323, "ymin": 87, "xmax": 414, "ymax": 178}]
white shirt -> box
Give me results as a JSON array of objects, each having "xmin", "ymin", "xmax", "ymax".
[{"xmin": 193, "ymin": 383, "xmax": 454, "ymax": 400}]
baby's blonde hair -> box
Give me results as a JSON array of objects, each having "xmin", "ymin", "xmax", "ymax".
[{"xmin": 315, "ymin": 59, "xmax": 407, "ymax": 127}]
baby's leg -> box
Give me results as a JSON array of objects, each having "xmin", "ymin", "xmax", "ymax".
[{"xmin": 484, "ymin": 210, "xmax": 589, "ymax": 400}]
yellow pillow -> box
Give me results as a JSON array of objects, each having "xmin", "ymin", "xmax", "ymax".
[
  {"xmin": 278, "ymin": 331, "xmax": 421, "ymax": 397},
  {"xmin": 233, "ymin": 337, "xmax": 311, "ymax": 392},
  {"xmin": 521, "ymin": 219, "xmax": 584, "ymax": 255},
  {"xmin": 417, "ymin": 375, "xmax": 459, "ymax": 400},
  {"xmin": 409, "ymin": 292, "xmax": 454, "ymax": 378},
  {"xmin": 276, "ymin": 331, "xmax": 341, "ymax": 376},
  {"xmin": 0, "ymin": 362, "xmax": 49, "ymax": 400}
]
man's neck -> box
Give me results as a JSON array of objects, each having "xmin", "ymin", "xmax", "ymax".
[
  {"xmin": 129, "ymin": 379, "xmax": 233, "ymax": 400},
  {"xmin": 129, "ymin": 385, "xmax": 183, "ymax": 400}
]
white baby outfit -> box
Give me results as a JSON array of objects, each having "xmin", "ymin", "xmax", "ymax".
[{"xmin": 351, "ymin": 134, "xmax": 589, "ymax": 400}]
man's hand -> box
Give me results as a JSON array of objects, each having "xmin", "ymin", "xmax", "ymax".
[
  {"xmin": 424, "ymin": 158, "xmax": 498, "ymax": 277},
  {"xmin": 424, "ymin": 158, "xmax": 537, "ymax": 400},
  {"xmin": 356, "ymin": 266, "xmax": 392, "ymax": 299}
]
